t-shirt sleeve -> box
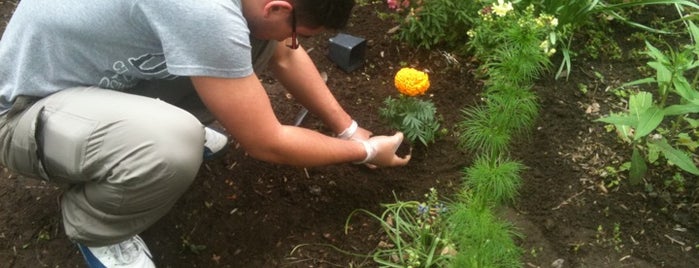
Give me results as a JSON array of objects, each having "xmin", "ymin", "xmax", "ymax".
[{"xmin": 131, "ymin": 0, "xmax": 254, "ymax": 78}]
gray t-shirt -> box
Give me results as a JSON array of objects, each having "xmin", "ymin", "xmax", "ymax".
[{"xmin": 0, "ymin": 0, "xmax": 255, "ymax": 114}]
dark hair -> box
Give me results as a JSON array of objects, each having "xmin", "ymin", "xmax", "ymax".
[{"xmin": 294, "ymin": 0, "xmax": 355, "ymax": 29}]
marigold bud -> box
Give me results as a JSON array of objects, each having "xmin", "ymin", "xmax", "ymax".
[{"xmin": 394, "ymin": 67, "xmax": 430, "ymax": 96}]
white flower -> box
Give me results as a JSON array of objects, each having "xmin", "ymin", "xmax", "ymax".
[
  {"xmin": 535, "ymin": 17, "xmax": 545, "ymax": 27},
  {"xmin": 539, "ymin": 40, "xmax": 556, "ymax": 57},
  {"xmin": 551, "ymin": 17, "xmax": 559, "ymax": 27},
  {"xmin": 492, "ymin": 0, "xmax": 513, "ymax": 17}
]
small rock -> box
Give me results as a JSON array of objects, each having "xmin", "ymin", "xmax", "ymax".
[
  {"xmin": 309, "ymin": 185, "xmax": 322, "ymax": 195},
  {"xmin": 551, "ymin": 258, "xmax": 565, "ymax": 268}
]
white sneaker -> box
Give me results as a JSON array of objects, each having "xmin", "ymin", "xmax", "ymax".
[
  {"xmin": 203, "ymin": 126, "xmax": 228, "ymax": 159},
  {"xmin": 77, "ymin": 235, "xmax": 155, "ymax": 268}
]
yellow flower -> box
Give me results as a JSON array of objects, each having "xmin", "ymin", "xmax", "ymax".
[
  {"xmin": 394, "ymin": 67, "xmax": 430, "ymax": 96},
  {"xmin": 492, "ymin": 0, "xmax": 513, "ymax": 17}
]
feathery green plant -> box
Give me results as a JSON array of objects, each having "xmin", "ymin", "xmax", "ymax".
[
  {"xmin": 463, "ymin": 155, "xmax": 525, "ymax": 206},
  {"xmin": 467, "ymin": 2, "xmax": 561, "ymax": 82},
  {"xmin": 458, "ymin": 104, "xmax": 513, "ymax": 156},
  {"xmin": 485, "ymin": 45, "xmax": 553, "ymax": 86},
  {"xmin": 446, "ymin": 202, "xmax": 522, "ymax": 268},
  {"xmin": 484, "ymin": 83, "xmax": 540, "ymax": 137},
  {"xmin": 457, "ymin": 85, "xmax": 539, "ymax": 156}
]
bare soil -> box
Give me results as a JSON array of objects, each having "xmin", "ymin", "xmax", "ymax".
[{"xmin": 1, "ymin": 2, "xmax": 698, "ymax": 268}]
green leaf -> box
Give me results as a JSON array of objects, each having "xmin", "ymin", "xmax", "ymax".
[
  {"xmin": 549, "ymin": 31, "xmax": 557, "ymax": 46},
  {"xmin": 634, "ymin": 107, "xmax": 664, "ymax": 140},
  {"xmin": 650, "ymin": 139, "xmax": 699, "ymax": 175},
  {"xmin": 673, "ymin": 77, "xmax": 699, "ymax": 102},
  {"xmin": 684, "ymin": 117, "xmax": 699, "ymax": 128},
  {"xmin": 647, "ymin": 141, "xmax": 660, "ymax": 163},
  {"xmin": 664, "ymin": 104, "xmax": 699, "ymax": 116},
  {"xmin": 597, "ymin": 114, "xmax": 638, "ymax": 126},
  {"xmin": 677, "ymin": 133, "xmax": 699, "ymax": 151},
  {"xmin": 645, "ymin": 41, "xmax": 669, "ymax": 65},
  {"xmin": 629, "ymin": 92, "xmax": 653, "ymax": 117},
  {"xmin": 555, "ymin": 48, "xmax": 571, "ymax": 80},
  {"xmin": 629, "ymin": 148, "xmax": 647, "ymax": 185},
  {"xmin": 690, "ymin": 21, "xmax": 699, "ymax": 51},
  {"xmin": 616, "ymin": 124, "xmax": 633, "ymax": 142},
  {"xmin": 620, "ymin": 77, "xmax": 656, "ymax": 88},
  {"xmin": 647, "ymin": 61, "xmax": 671, "ymax": 85}
]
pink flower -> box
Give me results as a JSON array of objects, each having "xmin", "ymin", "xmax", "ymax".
[
  {"xmin": 401, "ymin": 0, "xmax": 410, "ymax": 8},
  {"xmin": 387, "ymin": 0, "xmax": 398, "ymax": 9}
]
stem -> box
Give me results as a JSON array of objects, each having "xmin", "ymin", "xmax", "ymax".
[
  {"xmin": 659, "ymin": 84, "xmax": 668, "ymax": 107},
  {"xmin": 669, "ymin": 115, "xmax": 682, "ymax": 138}
]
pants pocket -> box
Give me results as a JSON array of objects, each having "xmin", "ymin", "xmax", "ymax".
[
  {"xmin": 7, "ymin": 105, "xmax": 49, "ymax": 180},
  {"xmin": 38, "ymin": 107, "xmax": 99, "ymax": 182}
]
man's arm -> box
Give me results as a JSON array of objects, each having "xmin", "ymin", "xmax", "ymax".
[
  {"xmin": 190, "ymin": 74, "xmax": 409, "ymax": 167},
  {"xmin": 268, "ymin": 41, "xmax": 370, "ymax": 138}
]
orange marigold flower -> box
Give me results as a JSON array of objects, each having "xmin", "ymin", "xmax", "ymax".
[{"xmin": 394, "ymin": 67, "xmax": 430, "ymax": 96}]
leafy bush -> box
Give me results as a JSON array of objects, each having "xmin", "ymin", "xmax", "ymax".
[
  {"xmin": 598, "ymin": 21, "xmax": 699, "ymax": 184},
  {"xmin": 384, "ymin": 0, "xmax": 481, "ymax": 54},
  {"xmin": 518, "ymin": 0, "xmax": 699, "ymax": 78}
]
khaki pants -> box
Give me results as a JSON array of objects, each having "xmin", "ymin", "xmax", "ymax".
[{"xmin": 0, "ymin": 40, "xmax": 277, "ymax": 247}]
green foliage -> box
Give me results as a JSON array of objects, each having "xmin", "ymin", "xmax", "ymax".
[
  {"xmin": 36, "ymin": 228, "xmax": 51, "ymax": 241},
  {"xmin": 345, "ymin": 189, "xmax": 454, "ymax": 268},
  {"xmin": 458, "ymin": 104, "xmax": 512, "ymax": 156},
  {"xmin": 446, "ymin": 203, "xmax": 522, "ymax": 268},
  {"xmin": 467, "ymin": 3, "xmax": 560, "ymax": 83},
  {"xmin": 180, "ymin": 235, "xmax": 206, "ymax": 255},
  {"xmin": 391, "ymin": 0, "xmax": 479, "ymax": 54},
  {"xmin": 380, "ymin": 95, "xmax": 441, "ymax": 146},
  {"xmin": 520, "ymin": 0, "xmax": 600, "ymax": 27},
  {"xmin": 463, "ymin": 155, "xmax": 524, "ymax": 206},
  {"xmin": 595, "ymin": 223, "xmax": 624, "ymax": 252},
  {"xmin": 574, "ymin": 21, "xmax": 623, "ymax": 61},
  {"xmin": 484, "ymin": 43, "xmax": 553, "ymax": 86},
  {"xmin": 458, "ymin": 84, "xmax": 539, "ymax": 156},
  {"xmin": 519, "ymin": 0, "xmax": 699, "ymax": 79},
  {"xmin": 485, "ymin": 84, "xmax": 540, "ymax": 136},
  {"xmin": 598, "ymin": 21, "xmax": 699, "ymax": 184}
]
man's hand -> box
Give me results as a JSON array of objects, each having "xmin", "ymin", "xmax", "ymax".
[
  {"xmin": 360, "ymin": 132, "xmax": 411, "ymax": 168},
  {"xmin": 351, "ymin": 126, "xmax": 372, "ymax": 141}
]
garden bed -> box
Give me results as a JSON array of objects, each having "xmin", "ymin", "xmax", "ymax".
[{"xmin": 1, "ymin": 1, "xmax": 698, "ymax": 267}]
